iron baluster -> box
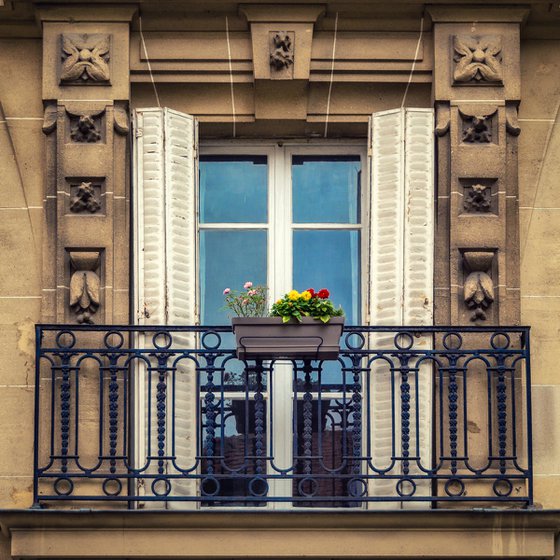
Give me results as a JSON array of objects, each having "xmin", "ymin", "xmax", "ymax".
[
  {"xmin": 108, "ymin": 355, "xmax": 119, "ymax": 474},
  {"xmin": 302, "ymin": 360, "xmax": 313, "ymax": 478},
  {"xmin": 253, "ymin": 360, "xmax": 265, "ymax": 476},
  {"xmin": 156, "ymin": 356, "xmax": 168, "ymax": 475},
  {"xmin": 447, "ymin": 356, "xmax": 459, "ymax": 475},
  {"xmin": 59, "ymin": 353, "xmax": 71, "ymax": 474},
  {"xmin": 351, "ymin": 355, "xmax": 362, "ymax": 478},
  {"xmin": 496, "ymin": 356, "xmax": 508, "ymax": 475},
  {"xmin": 204, "ymin": 354, "xmax": 217, "ymax": 476},
  {"xmin": 399, "ymin": 355, "xmax": 411, "ymax": 476}
]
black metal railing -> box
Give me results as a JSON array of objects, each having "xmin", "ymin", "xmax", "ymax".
[{"xmin": 33, "ymin": 324, "xmax": 533, "ymax": 507}]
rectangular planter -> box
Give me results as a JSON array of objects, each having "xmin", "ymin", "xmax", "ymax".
[{"xmin": 231, "ymin": 317, "xmax": 344, "ymax": 360}]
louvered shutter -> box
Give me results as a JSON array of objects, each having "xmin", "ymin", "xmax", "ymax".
[
  {"xmin": 368, "ymin": 108, "xmax": 434, "ymax": 509},
  {"xmin": 133, "ymin": 108, "xmax": 198, "ymax": 509}
]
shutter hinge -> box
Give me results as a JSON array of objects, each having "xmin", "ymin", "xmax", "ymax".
[{"xmin": 135, "ymin": 128, "xmax": 143, "ymax": 138}]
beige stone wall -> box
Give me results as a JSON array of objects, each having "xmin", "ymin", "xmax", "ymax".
[
  {"xmin": 0, "ymin": 38, "xmax": 43, "ymax": 508},
  {"xmin": 519, "ymin": 38, "xmax": 560, "ymax": 509}
]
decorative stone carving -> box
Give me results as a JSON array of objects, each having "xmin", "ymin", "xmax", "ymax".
[
  {"xmin": 463, "ymin": 252, "xmax": 495, "ymax": 321},
  {"xmin": 461, "ymin": 112, "xmax": 493, "ymax": 143},
  {"xmin": 113, "ymin": 104, "xmax": 129, "ymax": 135},
  {"xmin": 505, "ymin": 104, "xmax": 521, "ymax": 137},
  {"xmin": 464, "ymin": 184, "xmax": 491, "ymax": 213},
  {"xmin": 269, "ymin": 32, "xmax": 294, "ymax": 70},
  {"xmin": 70, "ymin": 181, "xmax": 101, "ymax": 213},
  {"xmin": 61, "ymin": 34, "xmax": 110, "ymax": 84},
  {"xmin": 42, "ymin": 104, "xmax": 57, "ymax": 135},
  {"xmin": 453, "ymin": 35, "xmax": 503, "ymax": 84},
  {"xmin": 435, "ymin": 103, "xmax": 450, "ymax": 137},
  {"xmin": 70, "ymin": 115, "xmax": 101, "ymax": 142},
  {"xmin": 69, "ymin": 252, "xmax": 101, "ymax": 324}
]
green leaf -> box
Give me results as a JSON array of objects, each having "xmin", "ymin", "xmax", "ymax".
[
  {"xmin": 282, "ymin": 315, "xmax": 290, "ymax": 323},
  {"xmin": 320, "ymin": 315, "xmax": 329, "ymax": 323}
]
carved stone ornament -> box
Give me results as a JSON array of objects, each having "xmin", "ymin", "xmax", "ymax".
[
  {"xmin": 113, "ymin": 104, "xmax": 130, "ymax": 135},
  {"xmin": 463, "ymin": 251, "xmax": 495, "ymax": 321},
  {"xmin": 61, "ymin": 34, "xmax": 110, "ymax": 84},
  {"xmin": 464, "ymin": 184, "xmax": 491, "ymax": 213},
  {"xmin": 453, "ymin": 35, "xmax": 503, "ymax": 84},
  {"xmin": 461, "ymin": 112, "xmax": 494, "ymax": 143},
  {"xmin": 270, "ymin": 32, "xmax": 294, "ymax": 70},
  {"xmin": 69, "ymin": 252, "xmax": 101, "ymax": 324},
  {"xmin": 42, "ymin": 104, "xmax": 57, "ymax": 135},
  {"xmin": 70, "ymin": 181, "xmax": 101, "ymax": 213},
  {"xmin": 506, "ymin": 104, "xmax": 521, "ymax": 137},
  {"xmin": 71, "ymin": 115, "xmax": 101, "ymax": 143}
]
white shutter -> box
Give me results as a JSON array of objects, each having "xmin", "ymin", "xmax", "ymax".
[
  {"xmin": 133, "ymin": 108, "xmax": 198, "ymax": 509},
  {"xmin": 368, "ymin": 108, "xmax": 434, "ymax": 508}
]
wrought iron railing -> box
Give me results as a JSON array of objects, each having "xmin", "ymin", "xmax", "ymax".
[{"xmin": 34, "ymin": 324, "xmax": 532, "ymax": 507}]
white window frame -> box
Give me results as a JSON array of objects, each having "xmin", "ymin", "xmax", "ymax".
[{"xmin": 198, "ymin": 141, "xmax": 369, "ymax": 510}]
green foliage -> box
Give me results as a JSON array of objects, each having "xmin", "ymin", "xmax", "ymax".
[{"xmin": 269, "ymin": 289, "xmax": 344, "ymax": 323}]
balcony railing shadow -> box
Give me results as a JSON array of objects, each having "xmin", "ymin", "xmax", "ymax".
[{"xmin": 33, "ymin": 324, "xmax": 532, "ymax": 508}]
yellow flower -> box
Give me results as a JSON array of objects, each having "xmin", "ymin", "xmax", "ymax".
[
  {"xmin": 301, "ymin": 291, "xmax": 312, "ymax": 301},
  {"xmin": 276, "ymin": 299, "xmax": 282, "ymax": 305},
  {"xmin": 288, "ymin": 290, "xmax": 300, "ymax": 301}
]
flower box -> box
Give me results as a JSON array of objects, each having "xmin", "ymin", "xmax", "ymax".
[{"xmin": 232, "ymin": 317, "xmax": 344, "ymax": 360}]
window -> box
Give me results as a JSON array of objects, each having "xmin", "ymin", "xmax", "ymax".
[
  {"xmin": 133, "ymin": 107, "xmax": 435, "ymax": 509},
  {"xmin": 198, "ymin": 146, "xmax": 365, "ymax": 327}
]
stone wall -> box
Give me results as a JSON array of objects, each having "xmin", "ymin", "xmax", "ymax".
[
  {"xmin": 0, "ymin": 38, "xmax": 43, "ymax": 507},
  {"xmin": 519, "ymin": 38, "xmax": 560, "ymax": 509}
]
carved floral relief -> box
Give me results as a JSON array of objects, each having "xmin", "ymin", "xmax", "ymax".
[
  {"xmin": 70, "ymin": 181, "xmax": 101, "ymax": 213},
  {"xmin": 464, "ymin": 184, "xmax": 491, "ymax": 213},
  {"xmin": 463, "ymin": 252, "xmax": 495, "ymax": 322},
  {"xmin": 453, "ymin": 35, "xmax": 503, "ymax": 84},
  {"xmin": 269, "ymin": 32, "xmax": 294, "ymax": 70},
  {"xmin": 460, "ymin": 111, "xmax": 495, "ymax": 144},
  {"xmin": 61, "ymin": 34, "xmax": 110, "ymax": 84},
  {"xmin": 69, "ymin": 252, "xmax": 101, "ymax": 324},
  {"xmin": 70, "ymin": 115, "xmax": 102, "ymax": 143}
]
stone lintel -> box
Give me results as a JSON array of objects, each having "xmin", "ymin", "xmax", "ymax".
[
  {"xmin": 239, "ymin": 5, "xmax": 325, "ymax": 24},
  {"xmin": 35, "ymin": 4, "xmax": 137, "ymax": 23}
]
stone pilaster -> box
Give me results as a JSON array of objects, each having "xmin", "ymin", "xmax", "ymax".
[
  {"xmin": 40, "ymin": 6, "xmax": 136, "ymax": 325},
  {"xmin": 429, "ymin": 7, "xmax": 527, "ymax": 326}
]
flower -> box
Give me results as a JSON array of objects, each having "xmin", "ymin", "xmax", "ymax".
[
  {"xmin": 222, "ymin": 284, "xmax": 268, "ymax": 317},
  {"xmin": 301, "ymin": 291, "xmax": 312, "ymax": 301},
  {"xmin": 276, "ymin": 299, "xmax": 282, "ymax": 305},
  {"xmin": 223, "ymin": 288, "xmax": 231, "ymax": 295},
  {"xmin": 317, "ymin": 288, "xmax": 330, "ymax": 299},
  {"xmin": 244, "ymin": 281, "xmax": 253, "ymax": 289},
  {"xmin": 242, "ymin": 298, "xmax": 249, "ymax": 305},
  {"xmin": 288, "ymin": 290, "xmax": 300, "ymax": 301},
  {"xmin": 248, "ymin": 289, "xmax": 257, "ymax": 296},
  {"xmin": 306, "ymin": 288, "xmax": 316, "ymax": 297}
]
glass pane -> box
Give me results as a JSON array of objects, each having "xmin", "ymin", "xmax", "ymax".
[
  {"xmin": 200, "ymin": 230, "xmax": 267, "ymax": 324},
  {"xmin": 293, "ymin": 230, "xmax": 360, "ymax": 324},
  {"xmin": 292, "ymin": 156, "xmax": 360, "ymax": 224},
  {"xmin": 200, "ymin": 156, "xmax": 268, "ymax": 223}
]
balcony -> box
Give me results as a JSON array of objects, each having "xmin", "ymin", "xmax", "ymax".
[{"xmin": 33, "ymin": 324, "xmax": 532, "ymax": 508}]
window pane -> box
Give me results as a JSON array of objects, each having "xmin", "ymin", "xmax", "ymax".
[
  {"xmin": 292, "ymin": 156, "xmax": 360, "ymax": 224},
  {"xmin": 200, "ymin": 230, "xmax": 267, "ymax": 324},
  {"xmin": 293, "ymin": 230, "xmax": 360, "ymax": 324},
  {"xmin": 200, "ymin": 156, "xmax": 268, "ymax": 223}
]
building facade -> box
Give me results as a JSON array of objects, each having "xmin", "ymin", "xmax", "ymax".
[{"xmin": 0, "ymin": 0, "xmax": 560, "ymax": 558}]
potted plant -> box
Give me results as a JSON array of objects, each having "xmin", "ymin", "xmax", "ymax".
[{"xmin": 224, "ymin": 283, "xmax": 344, "ymax": 360}]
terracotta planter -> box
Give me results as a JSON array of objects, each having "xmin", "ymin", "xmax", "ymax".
[{"xmin": 232, "ymin": 317, "xmax": 344, "ymax": 360}]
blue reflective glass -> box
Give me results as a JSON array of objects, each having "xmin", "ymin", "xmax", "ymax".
[
  {"xmin": 200, "ymin": 156, "xmax": 268, "ymax": 223},
  {"xmin": 293, "ymin": 230, "xmax": 360, "ymax": 324},
  {"xmin": 200, "ymin": 230, "xmax": 267, "ymax": 324},
  {"xmin": 292, "ymin": 156, "xmax": 360, "ymax": 224}
]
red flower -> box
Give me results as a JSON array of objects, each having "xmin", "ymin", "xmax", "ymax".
[
  {"xmin": 306, "ymin": 288, "xmax": 316, "ymax": 297},
  {"xmin": 317, "ymin": 288, "xmax": 330, "ymax": 299}
]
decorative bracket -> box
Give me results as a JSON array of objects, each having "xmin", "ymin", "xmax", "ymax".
[
  {"xmin": 69, "ymin": 251, "xmax": 101, "ymax": 324},
  {"xmin": 463, "ymin": 251, "xmax": 495, "ymax": 321}
]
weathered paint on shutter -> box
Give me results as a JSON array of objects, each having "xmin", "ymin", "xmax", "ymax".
[
  {"xmin": 368, "ymin": 108, "xmax": 434, "ymax": 508},
  {"xmin": 133, "ymin": 108, "xmax": 198, "ymax": 508}
]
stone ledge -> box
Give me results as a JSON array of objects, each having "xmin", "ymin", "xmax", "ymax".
[{"xmin": 1, "ymin": 510, "xmax": 559, "ymax": 559}]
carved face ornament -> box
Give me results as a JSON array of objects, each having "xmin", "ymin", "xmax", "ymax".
[
  {"xmin": 61, "ymin": 35, "xmax": 110, "ymax": 82},
  {"xmin": 453, "ymin": 36, "xmax": 503, "ymax": 83}
]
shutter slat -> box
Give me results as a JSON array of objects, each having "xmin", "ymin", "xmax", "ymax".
[
  {"xmin": 368, "ymin": 108, "xmax": 434, "ymax": 508},
  {"xmin": 134, "ymin": 107, "xmax": 198, "ymax": 509}
]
